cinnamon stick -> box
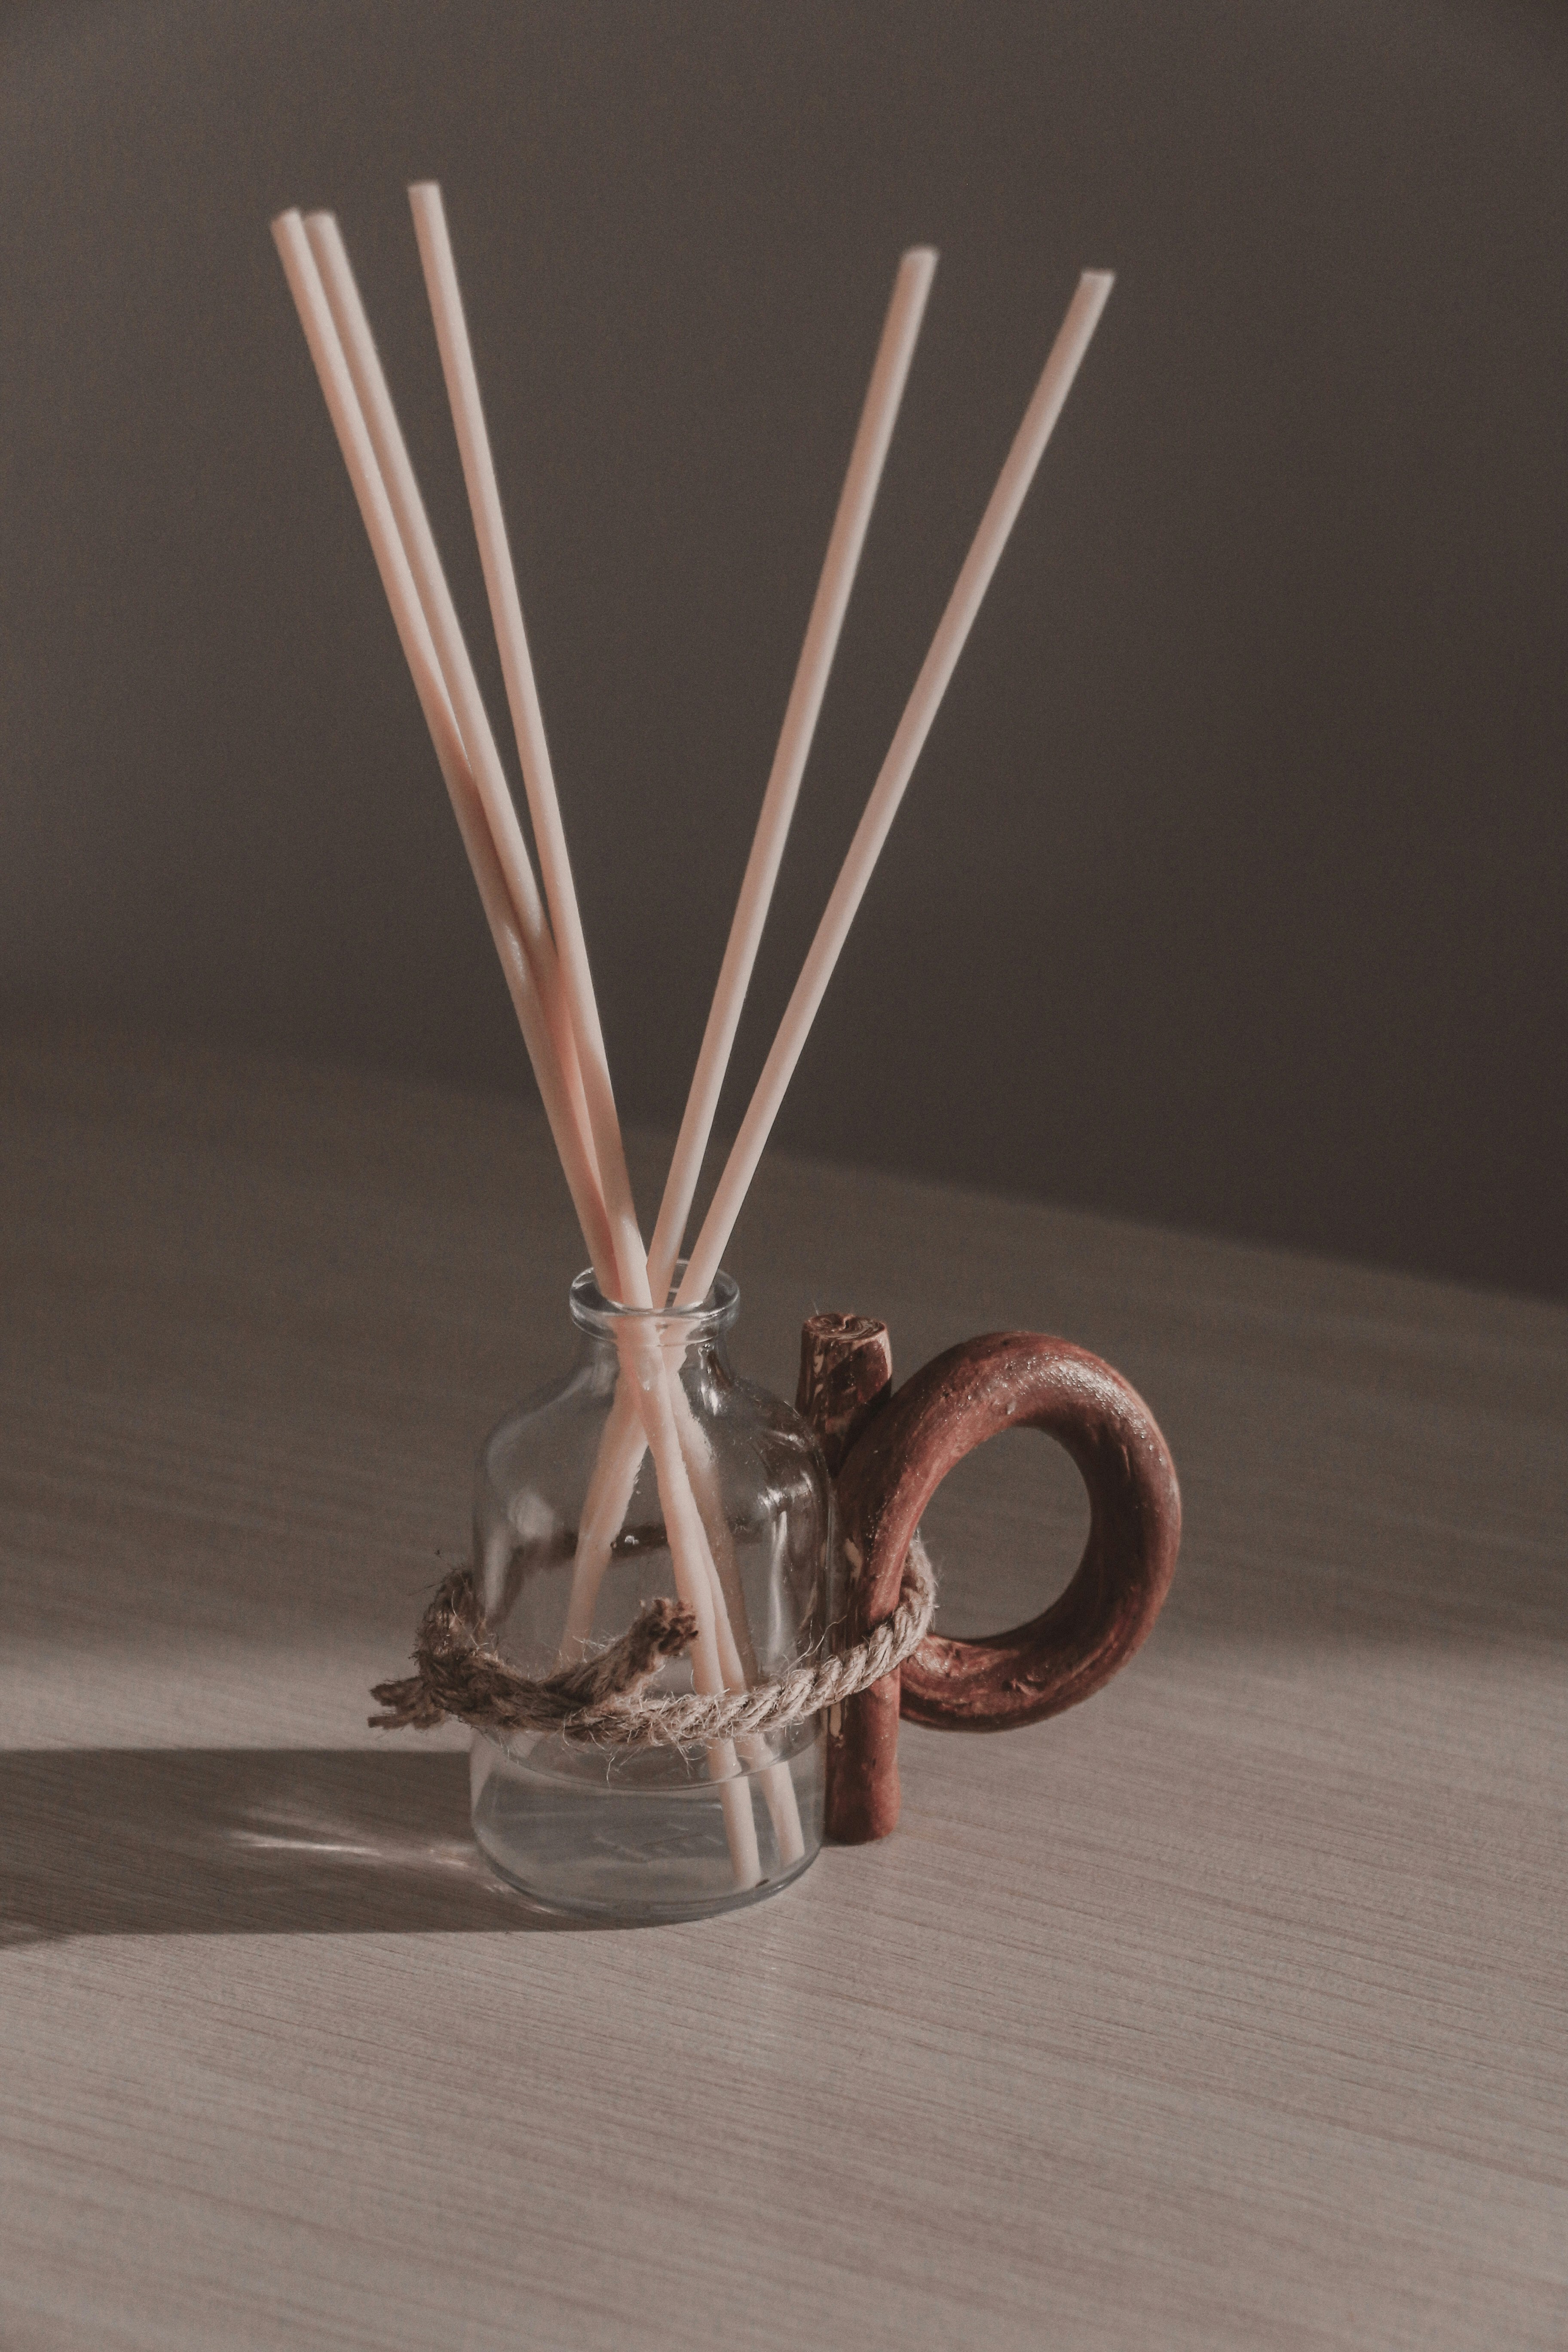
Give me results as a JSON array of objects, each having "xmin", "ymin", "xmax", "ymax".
[{"xmin": 796, "ymin": 1311, "xmax": 900, "ymax": 1841}]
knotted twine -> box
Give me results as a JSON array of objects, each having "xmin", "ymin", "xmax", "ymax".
[{"xmin": 371, "ymin": 1538, "xmax": 935, "ymax": 1751}]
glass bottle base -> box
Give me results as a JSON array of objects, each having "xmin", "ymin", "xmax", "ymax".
[{"xmin": 470, "ymin": 1730, "xmax": 823, "ymax": 1925}]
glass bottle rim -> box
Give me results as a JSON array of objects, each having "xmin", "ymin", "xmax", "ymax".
[{"xmin": 569, "ymin": 1263, "xmax": 739, "ymax": 1338}]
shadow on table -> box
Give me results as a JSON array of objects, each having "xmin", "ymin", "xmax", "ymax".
[{"xmin": 0, "ymin": 1748, "xmax": 593, "ymax": 1943}]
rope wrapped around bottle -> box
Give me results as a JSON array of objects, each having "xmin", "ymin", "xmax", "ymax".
[{"xmin": 370, "ymin": 1539, "xmax": 935, "ymax": 1751}]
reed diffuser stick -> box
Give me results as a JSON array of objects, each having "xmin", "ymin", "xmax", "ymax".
[
  {"xmin": 408, "ymin": 181, "xmax": 651, "ymax": 1310},
  {"xmin": 558, "ymin": 230, "xmax": 936, "ymax": 1841},
  {"xmin": 276, "ymin": 207, "xmax": 760, "ymax": 1885},
  {"xmin": 303, "ymin": 211, "xmax": 601, "ymax": 1208},
  {"xmin": 560, "ymin": 251, "xmax": 940, "ymax": 1850},
  {"xmin": 406, "ymin": 184, "xmax": 770, "ymax": 1880},
  {"xmin": 677, "ymin": 271, "xmax": 1114, "ymax": 1307},
  {"xmin": 645, "ymin": 245, "xmax": 937, "ymax": 1300},
  {"xmin": 271, "ymin": 213, "xmax": 612, "ymax": 1272}
]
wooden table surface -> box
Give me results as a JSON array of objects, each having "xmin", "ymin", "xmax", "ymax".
[{"xmin": 3, "ymin": 1028, "xmax": 1564, "ymax": 2351}]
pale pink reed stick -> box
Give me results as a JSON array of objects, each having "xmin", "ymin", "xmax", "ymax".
[
  {"xmin": 677, "ymin": 272, "xmax": 1115, "ymax": 1309},
  {"xmin": 274, "ymin": 208, "xmax": 763, "ymax": 1888},
  {"xmin": 406, "ymin": 185, "xmax": 782, "ymax": 1877},
  {"xmin": 560, "ymin": 247, "xmax": 939, "ymax": 1701},
  {"xmin": 270, "ymin": 214, "xmax": 606, "ymax": 1265}
]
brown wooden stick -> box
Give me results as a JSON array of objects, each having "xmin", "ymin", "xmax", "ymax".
[
  {"xmin": 796, "ymin": 1312, "xmax": 894, "ymax": 1476},
  {"xmin": 796, "ymin": 1311, "xmax": 898, "ymax": 1841}
]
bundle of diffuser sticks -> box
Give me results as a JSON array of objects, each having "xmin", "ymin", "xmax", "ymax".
[{"xmin": 273, "ymin": 187, "xmax": 1110, "ymax": 1886}]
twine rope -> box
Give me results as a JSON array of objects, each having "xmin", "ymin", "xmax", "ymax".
[{"xmin": 371, "ymin": 1539, "xmax": 935, "ymax": 1751}]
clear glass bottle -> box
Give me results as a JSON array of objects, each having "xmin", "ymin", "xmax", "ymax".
[{"xmin": 469, "ymin": 1268, "xmax": 832, "ymax": 1923}]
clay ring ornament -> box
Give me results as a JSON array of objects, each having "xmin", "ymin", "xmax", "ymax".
[{"xmin": 816, "ymin": 1328, "xmax": 1182, "ymax": 1841}]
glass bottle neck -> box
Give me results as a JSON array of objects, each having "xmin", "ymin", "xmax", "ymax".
[{"xmin": 569, "ymin": 1264, "xmax": 739, "ymax": 1384}]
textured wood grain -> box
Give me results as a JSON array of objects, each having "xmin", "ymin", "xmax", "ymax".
[
  {"xmin": 2, "ymin": 1026, "xmax": 1565, "ymax": 2352},
  {"xmin": 795, "ymin": 1310, "xmax": 893, "ymax": 1479}
]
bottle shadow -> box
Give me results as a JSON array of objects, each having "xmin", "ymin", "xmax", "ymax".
[{"xmin": 0, "ymin": 1747, "xmax": 593, "ymax": 1944}]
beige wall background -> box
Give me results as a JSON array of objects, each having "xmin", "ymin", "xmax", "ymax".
[{"xmin": 2, "ymin": 0, "xmax": 1565, "ymax": 1298}]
